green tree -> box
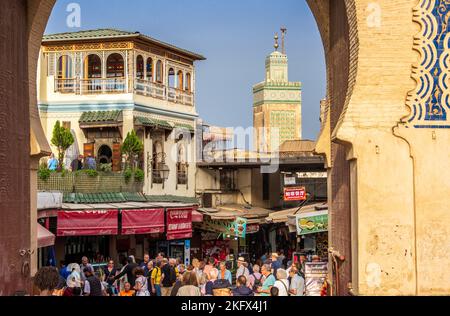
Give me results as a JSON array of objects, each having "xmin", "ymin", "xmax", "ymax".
[
  {"xmin": 51, "ymin": 120, "xmax": 74, "ymax": 170},
  {"xmin": 121, "ymin": 130, "xmax": 144, "ymax": 169}
]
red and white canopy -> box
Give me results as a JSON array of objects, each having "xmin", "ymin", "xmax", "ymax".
[
  {"xmin": 121, "ymin": 209, "xmax": 165, "ymax": 235},
  {"xmin": 37, "ymin": 224, "xmax": 55, "ymax": 248},
  {"xmin": 57, "ymin": 210, "xmax": 119, "ymax": 236}
]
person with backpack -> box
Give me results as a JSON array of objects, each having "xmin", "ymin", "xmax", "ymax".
[
  {"xmin": 160, "ymin": 258, "xmax": 177, "ymax": 296},
  {"xmin": 288, "ymin": 266, "xmax": 305, "ymax": 296},
  {"xmin": 151, "ymin": 260, "xmax": 162, "ymax": 296},
  {"xmin": 247, "ymin": 264, "xmax": 264, "ymax": 291},
  {"xmin": 273, "ymin": 269, "xmax": 290, "ymax": 296},
  {"xmin": 236, "ymin": 257, "xmax": 250, "ymax": 283}
]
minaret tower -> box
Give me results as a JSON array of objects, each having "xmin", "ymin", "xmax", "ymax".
[{"xmin": 253, "ymin": 28, "xmax": 302, "ymax": 153}]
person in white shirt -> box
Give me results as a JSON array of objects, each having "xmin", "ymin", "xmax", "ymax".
[
  {"xmin": 236, "ymin": 257, "xmax": 250, "ymax": 283},
  {"xmin": 288, "ymin": 267, "xmax": 305, "ymax": 296},
  {"xmin": 273, "ymin": 269, "xmax": 289, "ymax": 296}
]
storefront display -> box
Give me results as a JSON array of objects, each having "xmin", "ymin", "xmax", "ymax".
[
  {"xmin": 202, "ymin": 240, "xmax": 230, "ymax": 261},
  {"xmin": 305, "ymin": 262, "xmax": 328, "ymax": 296}
]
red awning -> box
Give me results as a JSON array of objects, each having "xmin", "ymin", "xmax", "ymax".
[
  {"xmin": 192, "ymin": 210, "xmax": 203, "ymax": 223},
  {"xmin": 121, "ymin": 209, "xmax": 165, "ymax": 235},
  {"xmin": 37, "ymin": 224, "xmax": 55, "ymax": 248},
  {"xmin": 166, "ymin": 208, "xmax": 193, "ymax": 241},
  {"xmin": 57, "ymin": 210, "xmax": 119, "ymax": 236}
]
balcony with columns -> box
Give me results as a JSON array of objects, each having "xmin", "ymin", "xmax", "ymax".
[{"xmin": 51, "ymin": 52, "xmax": 195, "ymax": 107}]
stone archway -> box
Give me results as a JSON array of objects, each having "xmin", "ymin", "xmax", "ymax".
[{"xmin": 1, "ymin": 0, "xmax": 450, "ymax": 296}]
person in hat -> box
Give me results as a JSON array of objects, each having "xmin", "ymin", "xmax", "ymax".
[
  {"xmin": 235, "ymin": 257, "xmax": 250, "ymax": 284},
  {"xmin": 270, "ymin": 253, "xmax": 281, "ymax": 276}
]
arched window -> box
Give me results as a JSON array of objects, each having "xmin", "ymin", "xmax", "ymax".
[
  {"xmin": 152, "ymin": 141, "xmax": 164, "ymax": 184},
  {"xmin": 136, "ymin": 55, "xmax": 144, "ymax": 79},
  {"xmin": 177, "ymin": 70, "xmax": 184, "ymax": 90},
  {"xmin": 168, "ymin": 68, "xmax": 175, "ymax": 88},
  {"xmin": 177, "ymin": 144, "xmax": 187, "ymax": 185},
  {"xmin": 57, "ymin": 55, "xmax": 73, "ymax": 79},
  {"xmin": 84, "ymin": 54, "xmax": 102, "ymax": 79},
  {"xmin": 185, "ymin": 72, "xmax": 191, "ymax": 92},
  {"xmin": 146, "ymin": 57, "xmax": 153, "ymax": 81},
  {"xmin": 156, "ymin": 60, "xmax": 163, "ymax": 83},
  {"xmin": 106, "ymin": 53, "xmax": 124, "ymax": 78}
]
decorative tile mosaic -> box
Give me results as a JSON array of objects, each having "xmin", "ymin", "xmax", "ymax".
[{"xmin": 408, "ymin": 0, "xmax": 450, "ymax": 128}]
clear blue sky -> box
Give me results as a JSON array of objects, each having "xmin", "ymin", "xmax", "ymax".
[{"xmin": 45, "ymin": 0, "xmax": 326, "ymax": 140}]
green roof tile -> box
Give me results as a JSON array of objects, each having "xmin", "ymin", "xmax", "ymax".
[
  {"xmin": 145, "ymin": 195, "xmax": 199, "ymax": 205},
  {"xmin": 63, "ymin": 192, "xmax": 149, "ymax": 204},
  {"xmin": 80, "ymin": 110, "xmax": 122, "ymax": 124},
  {"xmin": 42, "ymin": 28, "xmax": 205, "ymax": 61},
  {"xmin": 174, "ymin": 123, "xmax": 195, "ymax": 133},
  {"xmin": 135, "ymin": 116, "xmax": 172, "ymax": 130}
]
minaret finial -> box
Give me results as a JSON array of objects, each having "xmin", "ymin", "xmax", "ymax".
[
  {"xmin": 274, "ymin": 33, "xmax": 279, "ymax": 51},
  {"xmin": 280, "ymin": 27, "xmax": 287, "ymax": 55}
]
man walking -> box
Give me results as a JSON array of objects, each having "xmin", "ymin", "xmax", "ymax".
[
  {"xmin": 79, "ymin": 256, "xmax": 93, "ymax": 284},
  {"xmin": 112, "ymin": 256, "xmax": 139, "ymax": 287},
  {"xmin": 160, "ymin": 258, "xmax": 177, "ymax": 296},
  {"xmin": 83, "ymin": 268, "xmax": 105, "ymax": 296},
  {"xmin": 140, "ymin": 253, "xmax": 151, "ymax": 276},
  {"xmin": 236, "ymin": 257, "xmax": 250, "ymax": 282}
]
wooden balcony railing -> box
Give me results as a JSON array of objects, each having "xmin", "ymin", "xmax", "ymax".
[
  {"xmin": 135, "ymin": 79, "xmax": 166, "ymax": 100},
  {"xmin": 54, "ymin": 78, "xmax": 77, "ymax": 94},
  {"xmin": 80, "ymin": 78, "xmax": 127, "ymax": 94},
  {"xmin": 54, "ymin": 77, "xmax": 194, "ymax": 106}
]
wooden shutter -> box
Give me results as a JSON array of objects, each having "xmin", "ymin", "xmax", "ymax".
[
  {"xmin": 83, "ymin": 143, "xmax": 94, "ymax": 158},
  {"xmin": 112, "ymin": 142, "xmax": 122, "ymax": 172}
]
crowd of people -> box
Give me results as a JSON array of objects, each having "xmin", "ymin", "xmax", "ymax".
[
  {"xmin": 33, "ymin": 251, "xmax": 307, "ymax": 297},
  {"xmin": 46, "ymin": 153, "xmax": 96, "ymax": 171}
]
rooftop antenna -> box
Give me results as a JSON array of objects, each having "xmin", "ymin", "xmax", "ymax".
[
  {"xmin": 274, "ymin": 33, "xmax": 279, "ymax": 51},
  {"xmin": 280, "ymin": 27, "xmax": 287, "ymax": 54}
]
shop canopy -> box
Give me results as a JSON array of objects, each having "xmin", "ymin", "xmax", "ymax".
[
  {"xmin": 37, "ymin": 223, "xmax": 55, "ymax": 248},
  {"xmin": 192, "ymin": 210, "xmax": 203, "ymax": 223},
  {"xmin": 197, "ymin": 204, "xmax": 271, "ymax": 224},
  {"xmin": 121, "ymin": 209, "xmax": 165, "ymax": 235},
  {"xmin": 57, "ymin": 210, "xmax": 119, "ymax": 236},
  {"xmin": 265, "ymin": 203, "xmax": 328, "ymax": 224}
]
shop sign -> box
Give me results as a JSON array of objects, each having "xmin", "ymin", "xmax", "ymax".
[
  {"xmin": 296, "ymin": 171, "xmax": 327, "ymax": 178},
  {"xmin": 198, "ymin": 217, "xmax": 248, "ymax": 238},
  {"xmin": 166, "ymin": 208, "xmax": 193, "ymax": 240},
  {"xmin": 246, "ymin": 224, "xmax": 260, "ymax": 234},
  {"xmin": 284, "ymin": 176, "xmax": 297, "ymax": 185},
  {"xmin": 305, "ymin": 262, "xmax": 328, "ymax": 296},
  {"xmin": 295, "ymin": 210, "xmax": 328, "ymax": 236},
  {"xmin": 284, "ymin": 187, "xmax": 307, "ymax": 201},
  {"xmin": 232, "ymin": 217, "xmax": 247, "ymax": 238}
]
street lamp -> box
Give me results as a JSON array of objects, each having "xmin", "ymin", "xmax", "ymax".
[
  {"xmin": 160, "ymin": 163, "xmax": 170, "ymax": 181},
  {"xmin": 149, "ymin": 152, "xmax": 170, "ymax": 189}
]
